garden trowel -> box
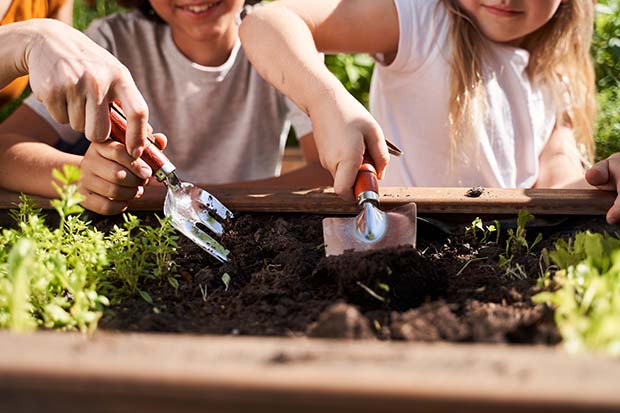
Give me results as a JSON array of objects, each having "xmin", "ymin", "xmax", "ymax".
[
  {"xmin": 108, "ymin": 102, "xmax": 233, "ymax": 263},
  {"xmin": 322, "ymin": 153, "xmax": 417, "ymax": 256}
]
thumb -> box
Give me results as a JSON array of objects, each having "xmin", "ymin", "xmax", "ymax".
[
  {"xmin": 332, "ymin": 159, "xmax": 359, "ymax": 203},
  {"xmin": 585, "ymin": 159, "xmax": 610, "ymax": 187}
]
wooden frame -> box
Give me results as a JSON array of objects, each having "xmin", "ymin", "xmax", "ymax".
[
  {"xmin": 0, "ymin": 187, "xmax": 618, "ymax": 412},
  {"xmin": 0, "ymin": 186, "xmax": 615, "ymax": 215},
  {"xmin": 0, "ymin": 331, "xmax": 619, "ymax": 412}
]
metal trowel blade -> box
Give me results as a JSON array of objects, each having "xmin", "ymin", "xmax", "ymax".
[{"xmin": 322, "ymin": 203, "xmax": 417, "ymax": 256}]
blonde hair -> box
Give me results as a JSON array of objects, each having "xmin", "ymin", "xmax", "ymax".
[{"xmin": 440, "ymin": 0, "xmax": 596, "ymax": 162}]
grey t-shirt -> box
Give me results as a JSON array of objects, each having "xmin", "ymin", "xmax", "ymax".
[{"xmin": 26, "ymin": 11, "xmax": 312, "ymax": 183}]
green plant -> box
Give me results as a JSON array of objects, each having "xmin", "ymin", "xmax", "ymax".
[
  {"xmin": 504, "ymin": 210, "xmax": 543, "ymax": 255},
  {"xmin": 593, "ymin": 1, "xmax": 620, "ymax": 160},
  {"xmin": 325, "ymin": 54, "xmax": 374, "ymax": 108},
  {"xmin": 534, "ymin": 231, "xmax": 620, "ymax": 356},
  {"xmin": 465, "ymin": 216, "xmax": 499, "ymax": 244},
  {"xmin": 0, "ymin": 166, "xmax": 179, "ymax": 333},
  {"xmin": 497, "ymin": 210, "xmax": 542, "ymax": 279},
  {"xmin": 103, "ymin": 213, "xmax": 179, "ymax": 303},
  {"xmin": 73, "ymin": 0, "xmax": 126, "ymax": 31}
]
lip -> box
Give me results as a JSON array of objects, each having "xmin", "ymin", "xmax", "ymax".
[
  {"xmin": 481, "ymin": 4, "xmax": 523, "ymax": 17},
  {"xmin": 175, "ymin": 1, "xmax": 222, "ymax": 16}
]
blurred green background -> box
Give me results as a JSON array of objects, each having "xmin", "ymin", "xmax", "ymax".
[{"xmin": 3, "ymin": 0, "xmax": 620, "ymax": 161}]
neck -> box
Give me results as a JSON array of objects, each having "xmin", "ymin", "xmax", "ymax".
[{"xmin": 171, "ymin": 27, "xmax": 239, "ymax": 67}]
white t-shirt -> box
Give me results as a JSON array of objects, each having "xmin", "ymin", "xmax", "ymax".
[
  {"xmin": 371, "ymin": 0, "xmax": 557, "ymax": 187},
  {"xmin": 26, "ymin": 11, "xmax": 312, "ymax": 184}
]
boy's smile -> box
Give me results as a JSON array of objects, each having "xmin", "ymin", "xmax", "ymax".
[
  {"xmin": 458, "ymin": 0, "xmax": 565, "ymax": 46},
  {"xmin": 176, "ymin": 1, "xmax": 222, "ymax": 18}
]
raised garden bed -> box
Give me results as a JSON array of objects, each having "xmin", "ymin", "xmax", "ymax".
[{"xmin": 0, "ymin": 187, "xmax": 619, "ymax": 412}]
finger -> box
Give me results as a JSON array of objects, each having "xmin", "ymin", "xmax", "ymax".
[
  {"xmin": 585, "ymin": 159, "xmax": 611, "ymax": 188},
  {"xmin": 83, "ymin": 76, "xmax": 112, "ymax": 143},
  {"xmin": 364, "ymin": 123, "xmax": 390, "ymax": 180},
  {"xmin": 95, "ymin": 141, "xmax": 152, "ymax": 181},
  {"xmin": 67, "ymin": 92, "xmax": 87, "ymax": 133},
  {"xmin": 152, "ymin": 133, "xmax": 167, "ymax": 150},
  {"xmin": 110, "ymin": 74, "xmax": 149, "ymax": 158},
  {"xmin": 41, "ymin": 92, "xmax": 70, "ymax": 125},
  {"xmin": 81, "ymin": 173, "xmax": 144, "ymax": 201},
  {"xmin": 607, "ymin": 200, "xmax": 620, "ymax": 225},
  {"xmin": 332, "ymin": 159, "xmax": 359, "ymax": 203},
  {"xmin": 609, "ymin": 164, "xmax": 620, "ymax": 225},
  {"xmin": 78, "ymin": 188, "xmax": 130, "ymax": 215}
]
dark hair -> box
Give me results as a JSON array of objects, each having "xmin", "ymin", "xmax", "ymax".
[{"xmin": 117, "ymin": 0, "xmax": 263, "ymax": 21}]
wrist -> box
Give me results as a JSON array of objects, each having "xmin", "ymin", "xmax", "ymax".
[
  {"xmin": 305, "ymin": 73, "xmax": 351, "ymax": 119},
  {"xmin": 0, "ymin": 20, "xmax": 45, "ymax": 77}
]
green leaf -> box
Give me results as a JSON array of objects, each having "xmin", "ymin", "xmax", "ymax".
[
  {"xmin": 138, "ymin": 289, "xmax": 153, "ymax": 304},
  {"xmin": 221, "ymin": 272, "xmax": 231, "ymax": 291}
]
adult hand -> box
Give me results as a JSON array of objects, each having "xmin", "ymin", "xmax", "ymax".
[
  {"xmin": 308, "ymin": 88, "xmax": 390, "ymax": 202},
  {"xmin": 585, "ymin": 153, "xmax": 620, "ymax": 224},
  {"xmin": 21, "ymin": 19, "xmax": 150, "ymax": 158},
  {"xmin": 78, "ymin": 133, "xmax": 167, "ymax": 215}
]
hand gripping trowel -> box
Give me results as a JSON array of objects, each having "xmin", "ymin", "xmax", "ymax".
[{"xmin": 322, "ymin": 153, "xmax": 417, "ymax": 256}]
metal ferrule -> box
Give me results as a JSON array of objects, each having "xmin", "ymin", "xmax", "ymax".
[
  {"xmin": 357, "ymin": 190, "xmax": 380, "ymax": 206},
  {"xmin": 154, "ymin": 161, "xmax": 176, "ymax": 182}
]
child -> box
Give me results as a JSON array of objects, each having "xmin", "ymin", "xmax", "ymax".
[
  {"xmin": 0, "ymin": 0, "xmax": 330, "ymax": 215},
  {"xmin": 0, "ymin": 0, "xmax": 74, "ymax": 110},
  {"xmin": 239, "ymin": 0, "xmax": 620, "ymax": 223}
]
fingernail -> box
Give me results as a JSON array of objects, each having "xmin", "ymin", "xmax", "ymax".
[
  {"xmin": 139, "ymin": 166, "xmax": 152, "ymax": 179},
  {"xmin": 132, "ymin": 147, "xmax": 143, "ymax": 159}
]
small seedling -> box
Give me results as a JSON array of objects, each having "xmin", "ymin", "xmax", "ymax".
[
  {"xmin": 356, "ymin": 281, "xmax": 386, "ymax": 303},
  {"xmin": 465, "ymin": 217, "xmax": 500, "ymax": 244},
  {"xmin": 199, "ymin": 283, "xmax": 208, "ymax": 302},
  {"xmin": 221, "ymin": 273, "xmax": 231, "ymax": 291}
]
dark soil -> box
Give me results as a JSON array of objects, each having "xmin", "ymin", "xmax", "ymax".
[{"xmin": 95, "ymin": 212, "xmax": 618, "ymax": 344}]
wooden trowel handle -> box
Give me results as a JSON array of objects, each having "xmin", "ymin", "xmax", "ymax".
[
  {"xmin": 108, "ymin": 104, "xmax": 170, "ymax": 172},
  {"xmin": 354, "ymin": 154, "xmax": 379, "ymax": 198}
]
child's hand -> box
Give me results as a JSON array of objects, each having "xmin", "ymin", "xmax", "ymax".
[
  {"xmin": 77, "ymin": 138, "xmax": 161, "ymax": 215},
  {"xmin": 21, "ymin": 20, "xmax": 150, "ymax": 159},
  {"xmin": 585, "ymin": 153, "xmax": 620, "ymax": 224},
  {"xmin": 309, "ymin": 89, "xmax": 390, "ymax": 202}
]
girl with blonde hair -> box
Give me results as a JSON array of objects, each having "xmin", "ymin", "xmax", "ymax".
[{"xmin": 240, "ymin": 0, "xmax": 620, "ymax": 223}]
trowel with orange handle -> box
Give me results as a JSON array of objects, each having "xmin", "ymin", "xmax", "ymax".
[{"xmin": 322, "ymin": 151, "xmax": 417, "ymax": 256}]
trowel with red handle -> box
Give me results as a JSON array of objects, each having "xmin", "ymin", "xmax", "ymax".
[{"xmin": 322, "ymin": 153, "xmax": 417, "ymax": 256}]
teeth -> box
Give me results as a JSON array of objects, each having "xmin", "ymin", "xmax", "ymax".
[{"xmin": 183, "ymin": 2, "xmax": 218, "ymax": 12}]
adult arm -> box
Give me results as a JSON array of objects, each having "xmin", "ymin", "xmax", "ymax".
[
  {"xmin": 0, "ymin": 19, "xmax": 149, "ymax": 157},
  {"xmin": 239, "ymin": 0, "xmax": 398, "ymax": 200}
]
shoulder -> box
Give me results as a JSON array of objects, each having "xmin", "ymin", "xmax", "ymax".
[
  {"xmin": 393, "ymin": 0, "xmax": 448, "ymax": 27},
  {"xmin": 381, "ymin": 0, "xmax": 450, "ymax": 71}
]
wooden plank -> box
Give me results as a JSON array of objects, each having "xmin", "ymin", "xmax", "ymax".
[
  {"xmin": 0, "ymin": 187, "xmax": 614, "ymax": 215},
  {"xmin": 0, "ymin": 331, "xmax": 619, "ymax": 413}
]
